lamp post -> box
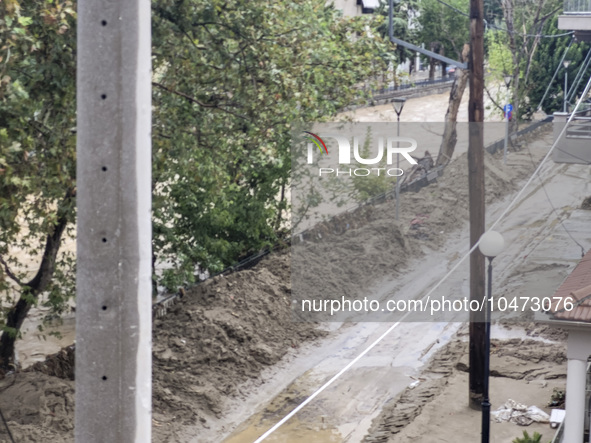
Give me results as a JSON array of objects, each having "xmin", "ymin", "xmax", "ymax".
[
  {"xmin": 503, "ymin": 75, "xmax": 512, "ymax": 165},
  {"xmin": 564, "ymin": 60, "xmax": 571, "ymax": 113},
  {"xmin": 392, "ymin": 98, "xmax": 406, "ymax": 221},
  {"xmin": 478, "ymin": 230, "xmax": 505, "ymax": 443}
]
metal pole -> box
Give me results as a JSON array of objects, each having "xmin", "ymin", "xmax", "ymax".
[
  {"xmin": 564, "ymin": 70, "xmax": 568, "ymax": 113},
  {"xmin": 503, "ymin": 115, "xmax": 509, "ymax": 165},
  {"xmin": 468, "ymin": 0, "xmax": 486, "ymax": 410},
  {"xmin": 75, "ymin": 0, "xmax": 152, "ymax": 442},
  {"xmin": 388, "ymin": 0, "xmax": 466, "ymax": 69},
  {"xmin": 503, "ymin": 80, "xmax": 510, "ymax": 165},
  {"xmin": 396, "ymin": 116, "xmax": 400, "ymax": 221},
  {"xmin": 481, "ymin": 257, "xmax": 493, "ymax": 443}
]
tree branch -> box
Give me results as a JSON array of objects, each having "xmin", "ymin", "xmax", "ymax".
[
  {"xmin": 484, "ymin": 84, "xmax": 504, "ymax": 113},
  {"xmin": 26, "ymin": 187, "xmax": 75, "ymax": 291},
  {"xmin": 152, "ymin": 81, "xmax": 248, "ymax": 120},
  {"xmin": 0, "ymin": 256, "xmax": 22, "ymax": 287}
]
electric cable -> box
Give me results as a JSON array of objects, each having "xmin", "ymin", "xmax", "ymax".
[
  {"xmin": 433, "ymin": 0, "xmax": 575, "ymax": 38},
  {"xmin": 0, "ymin": 372, "xmax": 17, "ymax": 443},
  {"xmin": 487, "ymin": 22, "xmax": 574, "ymax": 38},
  {"xmin": 253, "ymin": 73, "xmax": 591, "ymax": 443},
  {"xmin": 488, "ymin": 74, "xmax": 591, "ymax": 231},
  {"xmin": 537, "ymin": 36, "xmax": 575, "ymax": 111},
  {"xmin": 523, "ymin": 142, "xmax": 586, "ymax": 257},
  {"xmin": 0, "ymin": 406, "xmax": 15, "ymax": 443},
  {"xmin": 553, "ymin": 144, "xmax": 591, "ymax": 165},
  {"xmin": 567, "ymin": 47, "xmax": 591, "ymax": 103}
]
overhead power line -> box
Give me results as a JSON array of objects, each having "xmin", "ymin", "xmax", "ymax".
[
  {"xmin": 253, "ymin": 72, "xmax": 591, "ymax": 443},
  {"xmin": 523, "ymin": 143, "xmax": 586, "ymax": 258},
  {"xmin": 537, "ymin": 36, "xmax": 575, "ymax": 111},
  {"xmin": 567, "ymin": 46, "xmax": 591, "ymax": 103},
  {"xmin": 433, "ymin": 0, "xmax": 575, "ymax": 39},
  {"xmin": 0, "ymin": 407, "xmax": 15, "ymax": 443}
]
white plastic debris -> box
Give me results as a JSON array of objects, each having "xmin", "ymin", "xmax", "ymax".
[
  {"xmin": 491, "ymin": 399, "xmax": 550, "ymax": 426},
  {"xmin": 550, "ymin": 409, "xmax": 566, "ymax": 429}
]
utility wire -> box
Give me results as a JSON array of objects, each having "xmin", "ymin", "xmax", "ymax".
[
  {"xmin": 432, "ymin": 0, "xmax": 576, "ymax": 111},
  {"xmin": 523, "ymin": 142, "xmax": 586, "ymax": 258},
  {"xmin": 433, "ymin": 0, "xmax": 575, "ymax": 38},
  {"xmin": 537, "ymin": 36, "xmax": 575, "ymax": 111},
  {"xmin": 487, "ymin": 22, "xmax": 575, "ymax": 38},
  {"xmin": 553, "ymin": 144, "xmax": 591, "ymax": 165},
  {"xmin": 567, "ymin": 47, "xmax": 591, "ymax": 103},
  {"xmin": 488, "ymin": 73, "xmax": 591, "ymax": 232},
  {"xmin": 433, "ymin": 0, "xmax": 470, "ymax": 18},
  {"xmin": 0, "ymin": 374, "xmax": 16, "ymax": 443},
  {"xmin": 0, "ymin": 406, "xmax": 15, "ymax": 443},
  {"xmin": 254, "ymin": 74, "xmax": 591, "ymax": 443}
]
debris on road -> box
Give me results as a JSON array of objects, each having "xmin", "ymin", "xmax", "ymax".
[{"xmin": 492, "ymin": 399, "xmax": 550, "ymax": 426}]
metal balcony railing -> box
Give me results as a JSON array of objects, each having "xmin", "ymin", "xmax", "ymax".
[
  {"xmin": 563, "ymin": 0, "xmax": 591, "ymax": 14},
  {"xmin": 551, "ymin": 419, "xmax": 565, "ymax": 443}
]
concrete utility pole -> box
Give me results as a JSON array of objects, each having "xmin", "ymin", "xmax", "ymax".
[
  {"xmin": 468, "ymin": 0, "xmax": 487, "ymax": 411},
  {"xmin": 75, "ymin": 1, "xmax": 152, "ymax": 442}
]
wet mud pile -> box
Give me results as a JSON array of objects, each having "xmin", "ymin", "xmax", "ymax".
[
  {"xmin": 363, "ymin": 339, "xmax": 467, "ymax": 443},
  {"xmin": 0, "ymin": 373, "xmax": 74, "ymax": 443},
  {"xmin": 364, "ymin": 333, "xmax": 567, "ymax": 443},
  {"xmin": 293, "ymin": 144, "xmax": 538, "ymax": 322},
  {"xmin": 151, "ymin": 251, "xmax": 326, "ymax": 440},
  {"xmin": 0, "ymin": 129, "xmax": 550, "ymax": 442},
  {"xmin": 0, "ymin": 251, "xmax": 325, "ymax": 442}
]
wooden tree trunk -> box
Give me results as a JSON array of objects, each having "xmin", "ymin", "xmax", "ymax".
[
  {"xmin": 0, "ymin": 191, "xmax": 73, "ymax": 370},
  {"xmin": 436, "ymin": 44, "xmax": 470, "ymax": 167},
  {"xmin": 429, "ymin": 43, "xmax": 437, "ymax": 80},
  {"xmin": 441, "ymin": 47, "xmax": 447, "ymax": 78},
  {"xmin": 468, "ymin": 0, "xmax": 486, "ymax": 411}
]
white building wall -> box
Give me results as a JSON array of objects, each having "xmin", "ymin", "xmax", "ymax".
[{"xmin": 330, "ymin": 0, "xmax": 363, "ymax": 17}]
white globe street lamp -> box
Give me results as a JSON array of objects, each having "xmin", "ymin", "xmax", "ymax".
[
  {"xmin": 479, "ymin": 231, "xmax": 505, "ymax": 258},
  {"xmin": 478, "ymin": 230, "xmax": 505, "ymax": 443},
  {"xmin": 392, "ymin": 98, "xmax": 406, "ymax": 221}
]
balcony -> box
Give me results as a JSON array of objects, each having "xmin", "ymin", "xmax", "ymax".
[
  {"xmin": 559, "ymin": 0, "xmax": 591, "ymax": 35},
  {"xmin": 564, "ymin": 0, "xmax": 591, "ymax": 13},
  {"xmin": 553, "ymin": 103, "xmax": 591, "ymax": 164}
]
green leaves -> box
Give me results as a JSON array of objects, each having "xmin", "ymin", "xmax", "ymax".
[
  {"xmin": 151, "ymin": 0, "xmax": 388, "ymax": 288},
  {"xmin": 17, "ymin": 16, "xmax": 32, "ymax": 26},
  {"xmin": 526, "ymin": 16, "xmax": 590, "ymax": 116},
  {"xmin": 417, "ymin": 0, "xmax": 469, "ymax": 60},
  {"xmin": 3, "ymin": 0, "xmax": 389, "ymax": 307},
  {"xmin": 0, "ymin": 0, "xmax": 77, "ymax": 325}
]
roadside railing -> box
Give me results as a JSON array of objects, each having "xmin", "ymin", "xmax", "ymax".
[
  {"xmin": 563, "ymin": 0, "xmax": 591, "ymax": 13},
  {"xmin": 369, "ymin": 76, "xmax": 455, "ymax": 98},
  {"xmin": 550, "ymin": 419, "xmax": 564, "ymax": 443}
]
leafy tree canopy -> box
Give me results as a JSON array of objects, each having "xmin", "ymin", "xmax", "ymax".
[
  {"xmin": 151, "ymin": 0, "xmax": 389, "ymax": 287},
  {"xmin": 0, "ymin": 0, "xmax": 389, "ymax": 366}
]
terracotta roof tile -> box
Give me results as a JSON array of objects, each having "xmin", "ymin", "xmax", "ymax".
[{"xmin": 550, "ymin": 250, "xmax": 591, "ymax": 322}]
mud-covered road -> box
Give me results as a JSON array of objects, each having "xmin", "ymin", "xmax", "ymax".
[{"xmin": 212, "ymin": 124, "xmax": 591, "ymax": 443}]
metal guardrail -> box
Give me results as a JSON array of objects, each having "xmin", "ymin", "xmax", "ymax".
[
  {"xmin": 486, "ymin": 116, "xmax": 553, "ymax": 156},
  {"xmin": 563, "ymin": 0, "xmax": 591, "ymax": 13},
  {"xmin": 566, "ymin": 117, "xmax": 591, "ymax": 138},
  {"xmin": 294, "ymin": 118, "xmax": 553, "ymax": 243},
  {"xmin": 373, "ymin": 76, "xmax": 456, "ymax": 95},
  {"xmin": 154, "ymin": 118, "xmax": 554, "ymax": 316},
  {"xmin": 152, "ymin": 246, "xmax": 274, "ymax": 317},
  {"xmin": 551, "ymin": 419, "xmax": 565, "ymax": 443}
]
